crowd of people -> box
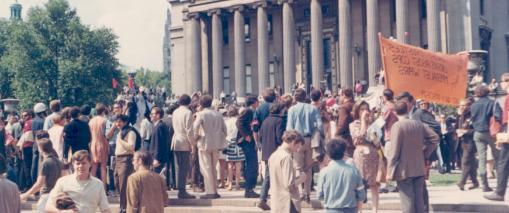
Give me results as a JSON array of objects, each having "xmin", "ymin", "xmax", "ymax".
[{"xmin": 2, "ymin": 73, "xmax": 509, "ymax": 213}]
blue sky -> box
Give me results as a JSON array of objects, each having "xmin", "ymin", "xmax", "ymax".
[{"xmin": 0, "ymin": 0, "xmax": 170, "ymax": 71}]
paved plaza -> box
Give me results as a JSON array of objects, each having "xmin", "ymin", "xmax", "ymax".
[{"xmin": 20, "ymin": 173, "xmax": 509, "ymax": 213}]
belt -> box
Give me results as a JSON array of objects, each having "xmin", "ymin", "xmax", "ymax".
[{"xmin": 116, "ymin": 154, "xmax": 133, "ymax": 158}]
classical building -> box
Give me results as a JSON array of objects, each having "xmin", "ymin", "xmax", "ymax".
[
  {"xmin": 10, "ymin": 0, "xmax": 23, "ymax": 20},
  {"xmin": 167, "ymin": 0, "xmax": 509, "ymax": 99},
  {"xmin": 163, "ymin": 8, "xmax": 172, "ymax": 72}
]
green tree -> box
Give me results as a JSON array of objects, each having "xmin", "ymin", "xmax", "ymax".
[
  {"xmin": 0, "ymin": 0, "xmax": 123, "ymax": 109},
  {"xmin": 133, "ymin": 68, "xmax": 172, "ymax": 94}
]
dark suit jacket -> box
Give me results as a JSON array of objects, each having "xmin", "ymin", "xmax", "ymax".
[
  {"xmin": 387, "ymin": 117, "xmax": 440, "ymax": 181},
  {"xmin": 63, "ymin": 119, "xmax": 92, "ymax": 158},
  {"xmin": 149, "ymin": 120, "xmax": 169, "ymax": 164},
  {"xmin": 259, "ymin": 114, "xmax": 285, "ymax": 161},
  {"xmin": 334, "ymin": 99, "xmax": 355, "ymax": 147},
  {"xmin": 411, "ymin": 107, "xmax": 440, "ymax": 161},
  {"xmin": 440, "ymin": 121, "xmax": 454, "ymax": 143},
  {"xmin": 455, "ymin": 112, "xmax": 476, "ymax": 152},
  {"xmin": 236, "ymin": 108, "xmax": 254, "ymax": 143}
]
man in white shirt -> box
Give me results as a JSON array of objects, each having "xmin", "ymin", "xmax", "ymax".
[
  {"xmin": 140, "ymin": 117, "xmax": 154, "ymax": 151},
  {"xmin": 172, "ymin": 94, "xmax": 196, "ymax": 199},
  {"xmin": 193, "ymin": 95, "xmax": 227, "ymax": 199},
  {"xmin": 45, "ymin": 150, "xmax": 111, "ymax": 213}
]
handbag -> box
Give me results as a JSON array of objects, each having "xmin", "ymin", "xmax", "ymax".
[
  {"xmin": 490, "ymin": 102, "xmax": 502, "ymax": 138},
  {"xmin": 376, "ymin": 148, "xmax": 388, "ymax": 183}
]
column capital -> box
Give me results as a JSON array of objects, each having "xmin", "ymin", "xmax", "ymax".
[
  {"xmin": 183, "ymin": 12, "xmax": 200, "ymax": 21},
  {"xmin": 252, "ymin": 1, "xmax": 268, "ymax": 9},
  {"xmin": 207, "ymin": 9, "xmax": 223, "ymax": 16},
  {"xmin": 228, "ymin": 5, "xmax": 246, "ymax": 13},
  {"xmin": 277, "ymin": 0, "xmax": 295, "ymax": 5}
]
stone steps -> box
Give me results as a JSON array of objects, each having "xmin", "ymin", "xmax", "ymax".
[{"xmin": 21, "ymin": 198, "xmax": 509, "ymax": 212}]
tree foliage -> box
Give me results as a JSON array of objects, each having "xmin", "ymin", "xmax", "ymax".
[
  {"xmin": 133, "ymin": 68, "xmax": 171, "ymax": 92},
  {"xmin": 0, "ymin": 0, "xmax": 124, "ymax": 109}
]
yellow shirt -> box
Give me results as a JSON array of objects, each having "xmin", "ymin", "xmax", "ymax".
[{"xmin": 49, "ymin": 174, "xmax": 110, "ymax": 213}]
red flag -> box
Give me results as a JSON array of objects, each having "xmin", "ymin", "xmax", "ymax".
[
  {"xmin": 129, "ymin": 75, "xmax": 134, "ymax": 90},
  {"xmin": 112, "ymin": 78, "xmax": 118, "ymax": 88}
]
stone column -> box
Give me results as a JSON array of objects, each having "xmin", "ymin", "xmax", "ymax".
[
  {"xmin": 427, "ymin": 0, "xmax": 441, "ymax": 52},
  {"xmin": 396, "ymin": 0, "xmax": 409, "ymax": 44},
  {"xmin": 200, "ymin": 18, "xmax": 210, "ymax": 93},
  {"xmin": 280, "ymin": 0, "xmax": 296, "ymax": 94},
  {"xmin": 209, "ymin": 9, "xmax": 223, "ymax": 98},
  {"xmin": 339, "ymin": 0, "xmax": 352, "ymax": 87},
  {"xmin": 232, "ymin": 6, "xmax": 246, "ymax": 97},
  {"xmin": 311, "ymin": 0, "xmax": 324, "ymax": 90},
  {"xmin": 367, "ymin": 0, "xmax": 381, "ymax": 87},
  {"xmin": 185, "ymin": 13, "xmax": 202, "ymax": 94},
  {"xmin": 255, "ymin": 2, "xmax": 270, "ymax": 95}
]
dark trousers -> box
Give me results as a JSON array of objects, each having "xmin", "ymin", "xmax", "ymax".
[
  {"xmin": 167, "ymin": 150, "xmax": 176, "ymax": 188},
  {"xmin": 238, "ymin": 141, "xmax": 258, "ymax": 190},
  {"xmin": 174, "ymin": 151, "xmax": 191, "ymax": 194},
  {"xmin": 22, "ymin": 147, "xmax": 33, "ymax": 189},
  {"xmin": 114, "ymin": 154, "xmax": 134, "ymax": 211},
  {"xmin": 14, "ymin": 152, "xmax": 24, "ymax": 190},
  {"xmin": 191, "ymin": 146, "xmax": 203, "ymax": 187},
  {"xmin": 153, "ymin": 162, "xmax": 165, "ymax": 174},
  {"xmin": 440, "ymin": 138, "xmax": 451, "ymax": 172},
  {"xmin": 495, "ymin": 143, "xmax": 509, "ymax": 196},
  {"xmin": 108, "ymin": 144, "xmax": 116, "ymax": 191},
  {"xmin": 460, "ymin": 140, "xmax": 478, "ymax": 184},
  {"xmin": 397, "ymin": 176, "xmax": 425, "ymax": 213},
  {"xmin": 31, "ymin": 144, "xmax": 39, "ymax": 184},
  {"xmin": 260, "ymin": 161, "xmax": 270, "ymax": 201}
]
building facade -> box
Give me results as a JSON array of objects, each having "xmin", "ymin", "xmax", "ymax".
[
  {"xmin": 168, "ymin": 0, "xmax": 509, "ymax": 99},
  {"xmin": 163, "ymin": 8, "xmax": 172, "ymax": 72}
]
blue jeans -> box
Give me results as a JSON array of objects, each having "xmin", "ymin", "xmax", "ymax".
[
  {"xmin": 238, "ymin": 141, "xmax": 258, "ymax": 190},
  {"xmin": 260, "ymin": 161, "xmax": 270, "ymax": 201},
  {"xmin": 31, "ymin": 145, "xmax": 39, "ymax": 184},
  {"xmin": 108, "ymin": 144, "xmax": 116, "ymax": 191},
  {"xmin": 326, "ymin": 207, "xmax": 357, "ymax": 213},
  {"xmin": 143, "ymin": 140, "xmax": 150, "ymax": 151}
]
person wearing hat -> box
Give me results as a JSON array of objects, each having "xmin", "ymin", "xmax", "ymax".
[{"xmin": 31, "ymin": 103, "xmax": 47, "ymax": 185}]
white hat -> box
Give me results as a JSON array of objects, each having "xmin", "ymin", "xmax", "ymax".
[{"xmin": 34, "ymin": 103, "xmax": 47, "ymax": 114}]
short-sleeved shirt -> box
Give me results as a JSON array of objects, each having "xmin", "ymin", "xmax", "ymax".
[
  {"xmin": 503, "ymin": 94, "xmax": 509, "ymax": 126},
  {"xmin": 39, "ymin": 155, "xmax": 63, "ymax": 194},
  {"xmin": 49, "ymin": 174, "xmax": 110, "ymax": 213},
  {"xmin": 382, "ymin": 101, "xmax": 399, "ymax": 142}
]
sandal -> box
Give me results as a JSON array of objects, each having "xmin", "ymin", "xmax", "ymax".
[{"xmin": 235, "ymin": 185, "xmax": 241, "ymax": 190}]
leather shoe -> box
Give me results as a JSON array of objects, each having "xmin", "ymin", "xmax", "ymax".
[
  {"xmin": 300, "ymin": 195, "xmax": 311, "ymax": 203},
  {"xmin": 484, "ymin": 193, "xmax": 504, "ymax": 201},
  {"xmin": 178, "ymin": 192, "xmax": 196, "ymax": 199},
  {"xmin": 378, "ymin": 188, "xmax": 389, "ymax": 193},
  {"xmin": 245, "ymin": 189, "xmax": 260, "ymax": 198},
  {"xmin": 257, "ymin": 200, "xmax": 271, "ymax": 211},
  {"xmin": 200, "ymin": 194, "xmax": 219, "ymax": 199},
  {"xmin": 468, "ymin": 182, "xmax": 480, "ymax": 190},
  {"xmin": 215, "ymin": 193, "xmax": 221, "ymax": 198},
  {"xmin": 457, "ymin": 182, "xmax": 465, "ymax": 191},
  {"xmin": 483, "ymin": 186, "xmax": 493, "ymax": 192}
]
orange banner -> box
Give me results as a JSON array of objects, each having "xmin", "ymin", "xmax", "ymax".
[{"xmin": 379, "ymin": 33, "xmax": 469, "ymax": 106}]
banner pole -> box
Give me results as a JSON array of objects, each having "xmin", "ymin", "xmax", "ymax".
[{"xmin": 378, "ymin": 33, "xmax": 389, "ymax": 89}]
